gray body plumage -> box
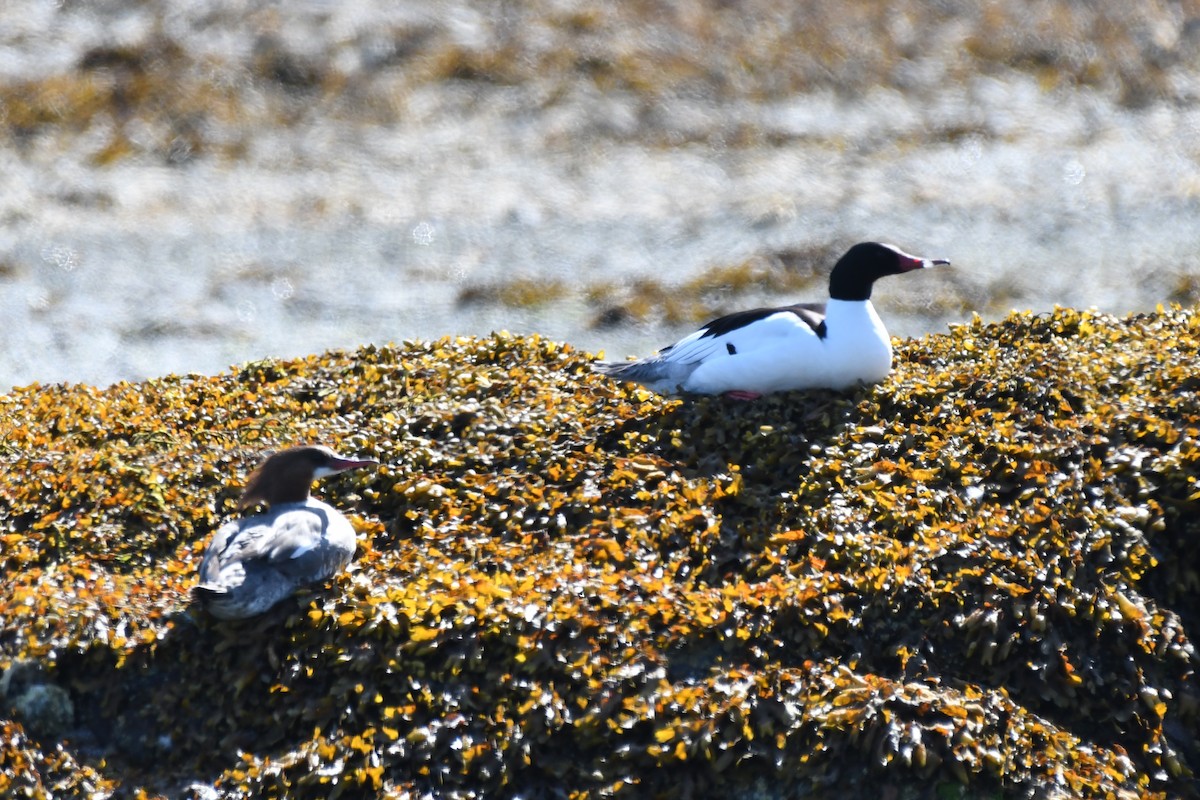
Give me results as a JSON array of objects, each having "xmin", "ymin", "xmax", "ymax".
[
  {"xmin": 194, "ymin": 498, "xmax": 357, "ymax": 619},
  {"xmin": 593, "ymin": 355, "xmax": 699, "ymax": 395}
]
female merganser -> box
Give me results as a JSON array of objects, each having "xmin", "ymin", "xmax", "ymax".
[
  {"xmin": 193, "ymin": 445, "xmax": 378, "ymax": 620},
  {"xmin": 595, "ymin": 242, "xmax": 948, "ymax": 400}
]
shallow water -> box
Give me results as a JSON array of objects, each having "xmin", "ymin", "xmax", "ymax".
[{"xmin": 2, "ymin": 3, "xmax": 1199, "ymax": 389}]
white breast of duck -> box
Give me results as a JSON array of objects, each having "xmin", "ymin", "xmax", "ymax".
[
  {"xmin": 595, "ymin": 242, "xmax": 948, "ymax": 398},
  {"xmin": 193, "ymin": 445, "xmax": 377, "ymax": 620}
]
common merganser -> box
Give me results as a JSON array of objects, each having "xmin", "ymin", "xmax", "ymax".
[
  {"xmin": 595, "ymin": 242, "xmax": 948, "ymax": 400},
  {"xmin": 193, "ymin": 445, "xmax": 378, "ymax": 620}
]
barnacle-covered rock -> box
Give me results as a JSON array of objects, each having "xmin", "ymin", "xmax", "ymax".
[
  {"xmin": 2, "ymin": 661, "xmax": 74, "ymax": 740},
  {"xmin": 0, "ymin": 310, "xmax": 1198, "ymax": 798},
  {"xmin": 9, "ymin": 684, "xmax": 74, "ymax": 740}
]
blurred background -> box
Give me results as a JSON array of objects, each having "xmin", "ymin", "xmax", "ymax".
[{"xmin": 1, "ymin": 0, "xmax": 1199, "ymax": 389}]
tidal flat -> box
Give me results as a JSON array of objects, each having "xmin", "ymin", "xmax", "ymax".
[{"xmin": 1, "ymin": 1, "xmax": 1199, "ymax": 388}]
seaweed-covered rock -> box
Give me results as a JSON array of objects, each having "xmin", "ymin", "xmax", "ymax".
[
  {"xmin": 2, "ymin": 661, "xmax": 74, "ymax": 740},
  {"xmin": 10, "ymin": 684, "xmax": 73, "ymax": 740},
  {"xmin": 0, "ymin": 308, "xmax": 1198, "ymax": 798}
]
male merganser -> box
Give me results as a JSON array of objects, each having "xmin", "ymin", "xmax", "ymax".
[
  {"xmin": 193, "ymin": 445, "xmax": 378, "ymax": 620},
  {"xmin": 595, "ymin": 242, "xmax": 948, "ymax": 400}
]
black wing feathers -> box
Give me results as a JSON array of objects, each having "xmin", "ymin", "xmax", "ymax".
[{"xmin": 696, "ymin": 303, "xmax": 828, "ymax": 341}]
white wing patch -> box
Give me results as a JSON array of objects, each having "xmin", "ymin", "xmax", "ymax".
[
  {"xmin": 656, "ymin": 331, "xmax": 724, "ymax": 365},
  {"xmin": 289, "ymin": 542, "xmax": 316, "ymax": 559},
  {"xmin": 262, "ymin": 511, "xmax": 326, "ymax": 563}
]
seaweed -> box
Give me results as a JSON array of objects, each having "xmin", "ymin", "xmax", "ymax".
[{"xmin": 0, "ymin": 308, "xmax": 1197, "ymax": 798}]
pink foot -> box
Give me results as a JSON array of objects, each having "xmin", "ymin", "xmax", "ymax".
[{"xmin": 722, "ymin": 390, "xmax": 763, "ymax": 401}]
